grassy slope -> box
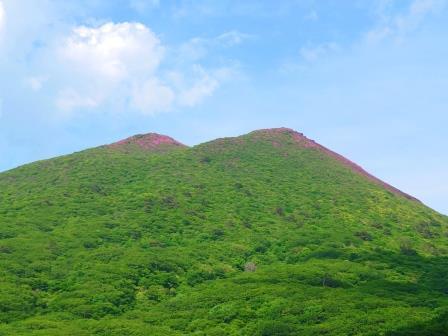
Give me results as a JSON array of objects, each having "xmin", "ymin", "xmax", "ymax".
[{"xmin": 0, "ymin": 130, "xmax": 447, "ymax": 335}]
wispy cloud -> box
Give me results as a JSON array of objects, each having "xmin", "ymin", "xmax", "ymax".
[
  {"xmin": 300, "ymin": 42, "xmax": 339, "ymax": 62},
  {"xmin": 179, "ymin": 30, "xmax": 253, "ymax": 61},
  {"xmin": 0, "ymin": 1, "xmax": 5, "ymax": 34},
  {"xmin": 304, "ymin": 10, "xmax": 318, "ymax": 21},
  {"xmin": 25, "ymin": 76, "xmax": 48, "ymax": 91},
  {"xmin": 177, "ymin": 65, "xmax": 220, "ymax": 107},
  {"xmin": 216, "ymin": 30, "xmax": 253, "ymax": 46},
  {"xmin": 129, "ymin": 0, "xmax": 160, "ymax": 13},
  {"xmin": 56, "ymin": 88, "xmax": 101, "ymax": 112},
  {"xmin": 281, "ymin": 0, "xmax": 446, "ymax": 73},
  {"xmin": 130, "ymin": 78, "xmax": 174, "ymax": 114},
  {"xmin": 55, "ymin": 22, "xmax": 239, "ymax": 116},
  {"xmin": 367, "ymin": 0, "xmax": 447, "ymax": 43},
  {"xmin": 0, "ymin": 1, "xmax": 243, "ymax": 119},
  {"xmin": 1, "ymin": 18, "xmax": 238, "ymax": 118}
]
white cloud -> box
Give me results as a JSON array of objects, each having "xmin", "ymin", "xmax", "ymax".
[
  {"xmin": 52, "ymin": 21, "xmax": 234, "ymax": 116},
  {"xmin": 178, "ymin": 66, "xmax": 220, "ymax": 107},
  {"xmin": 56, "ymin": 88, "xmax": 101, "ymax": 112},
  {"xmin": 25, "ymin": 76, "xmax": 48, "ymax": 91},
  {"xmin": 216, "ymin": 30, "xmax": 252, "ymax": 47},
  {"xmin": 367, "ymin": 0, "xmax": 447, "ymax": 43},
  {"xmin": 300, "ymin": 42, "xmax": 339, "ymax": 62},
  {"xmin": 60, "ymin": 22, "xmax": 164, "ymax": 81},
  {"xmin": 130, "ymin": 78, "xmax": 174, "ymax": 114},
  {"xmin": 0, "ymin": 1, "xmax": 5, "ymax": 33},
  {"xmin": 0, "ymin": 1, "xmax": 237, "ymax": 119},
  {"xmin": 167, "ymin": 65, "xmax": 237, "ymax": 108},
  {"xmin": 56, "ymin": 22, "xmax": 168, "ymax": 114},
  {"xmin": 280, "ymin": 42, "xmax": 339, "ymax": 73},
  {"xmin": 179, "ymin": 37, "xmax": 208, "ymax": 61}
]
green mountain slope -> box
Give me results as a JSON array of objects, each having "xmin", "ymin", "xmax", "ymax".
[{"xmin": 0, "ymin": 128, "xmax": 447, "ymax": 335}]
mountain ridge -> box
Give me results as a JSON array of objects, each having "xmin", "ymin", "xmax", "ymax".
[
  {"xmin": 0, "ymin": 126, "xmax": 446, "ymax": 335},
  {"xmin": 105, "ymin": 127, "xmax": 418, "ymax": 203}
]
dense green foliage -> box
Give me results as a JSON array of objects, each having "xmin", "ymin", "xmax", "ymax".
[{"xmin": 0, "ymin": 129, "xmax": 447, "ymax": 335}]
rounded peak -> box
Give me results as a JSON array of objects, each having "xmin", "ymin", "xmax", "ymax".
[
  {"xmin": 108, "ymin": 133, "xmax": 187, "ymax": 151},
  {"xmin": 248, "ymin": 127, "xmax": 319, "ymax": 148},
  {"xmin": 250, "ymin": 127, "xmax": 300, "ymax": 135},
  {"xmin": 245, "ymin": 127, "xmax": 418, "ymax": 201}
]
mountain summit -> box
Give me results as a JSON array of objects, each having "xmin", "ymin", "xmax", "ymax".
[
  {"xmin": 0, "ymin": 128, "xmax": 446, "ymax": 335},
  {"xmin": 247, "ymin": 127, "xmax": 418, "ymax": 201},
  {"xmin": 108, "ymin": 133, "xmax": 186, "ymax": 151}
]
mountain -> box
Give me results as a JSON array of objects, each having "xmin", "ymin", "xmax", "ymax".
[{"xmin": 0, "ymin": 128, "xmax": 447, "ymax": 335}]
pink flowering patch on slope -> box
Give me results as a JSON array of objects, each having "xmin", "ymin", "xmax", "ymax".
[
  {"xmin": 252, "ymin": 128, "xmax": 419, "ymax": 202},
  {"xmin": 109, "ymin": 133, "xmax": 186, "ymax": 151}
]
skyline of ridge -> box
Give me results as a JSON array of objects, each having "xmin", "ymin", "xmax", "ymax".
[
  {"xmin": 3, "ymin": 126, "xmax": 438, "ymax": 213},
  {"xmin": 0, "ymin": 0, "xmax": 447, "ymax": 214}
]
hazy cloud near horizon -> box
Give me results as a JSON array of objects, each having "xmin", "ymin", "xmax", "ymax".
[{"xmin": 0, "ymin": 0, "xmax": 447, "ymax": 214}]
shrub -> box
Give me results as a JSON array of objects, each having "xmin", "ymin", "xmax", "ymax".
[
  {"xmin": 244, "ymin": 262, "xmax": 257, "ymax": 272},
  {"xmin": 256, "ymin": 321, "xmax": 294, "ymax": 336},
  {"xmin": 355, "ymin": 231, "xmax": 373, "ymax": 241}
]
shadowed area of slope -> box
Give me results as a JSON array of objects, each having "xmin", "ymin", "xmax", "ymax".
[{"xmin": 0, "ymin": 128, "xmax": 446, "ymax": 335}]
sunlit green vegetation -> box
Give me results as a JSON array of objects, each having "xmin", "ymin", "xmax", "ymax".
[{"xmin": 0, "ymin": 130, "xmax": 447, "ymax": 335}]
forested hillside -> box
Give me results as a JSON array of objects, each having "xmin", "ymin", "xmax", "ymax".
[{"xmin": 0, "ymin": 128, "xmax": 447, "ymax": 335}]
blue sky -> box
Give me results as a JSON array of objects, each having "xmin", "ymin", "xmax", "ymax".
[{"xmin": 0, "ymin": 0, "xmax": 447, "ymax": 214}]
